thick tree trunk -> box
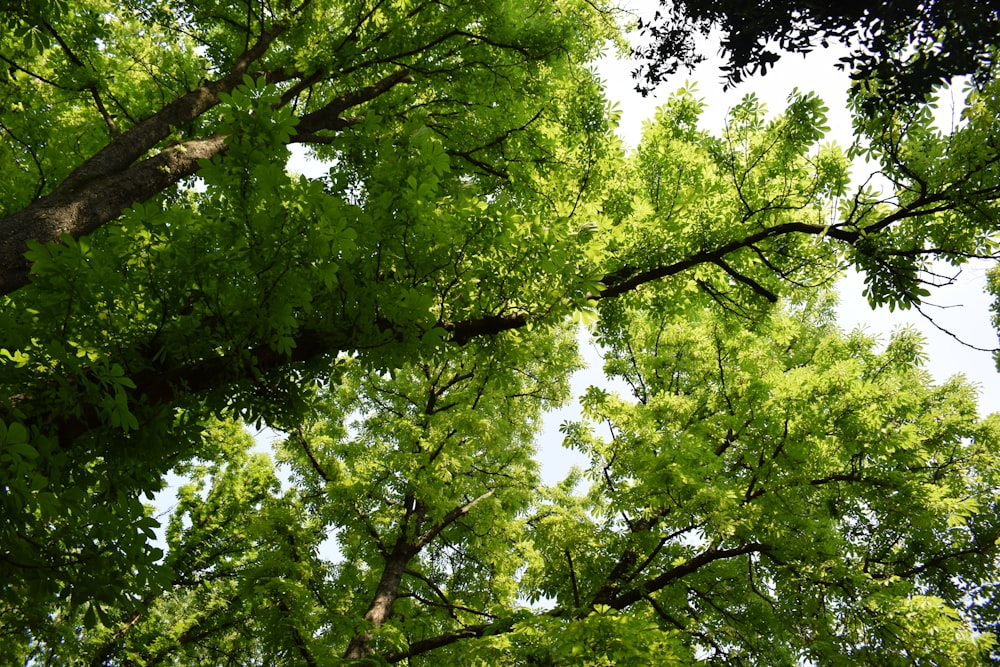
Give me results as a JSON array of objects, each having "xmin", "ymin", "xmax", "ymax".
[
  {"xmin": 344, "ymin": 538, "xmax": 415, "ymax": 660},
  {"xmin": 0, "ymin": 136, "xmax": 227, "ymax": 295},
  {"xmin": 0, "ymin": 26, "xmax": 285, "ymax": 296}
]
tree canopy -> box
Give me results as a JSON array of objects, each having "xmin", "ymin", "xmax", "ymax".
[
  {"xmin": 632, "ymin": 0, "xmax": 1000, "ymax": 109},
  {"xmin": 3, "ymin": 0, "xmax": 1000, "ymax": 664}
]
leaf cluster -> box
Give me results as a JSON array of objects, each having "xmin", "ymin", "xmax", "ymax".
[{"xmin": 632, "ymin": 0, "xmax": 1000, "ymax": 114}]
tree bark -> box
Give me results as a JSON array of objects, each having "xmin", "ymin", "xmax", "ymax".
[
  {"xmin": 0, "ymin": 25, "xmax": 286, "ymax": 296},
  {"xmin": 343, "ymin": 538, "xmax": 416, "ymax": 660}
]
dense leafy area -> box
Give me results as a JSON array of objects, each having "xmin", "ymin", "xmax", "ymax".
[{"xmin": 2, "ymin": 0, "xmax": 1000, "ymax": 664}]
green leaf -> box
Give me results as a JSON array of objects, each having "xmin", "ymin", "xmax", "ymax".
[
  {"xmin": 5, "ymin": 421, "xmax": 28, "ymax": 445},
  {"xmin": 7, "ymin": 443, "xmax": 37, "ymax": 459}
]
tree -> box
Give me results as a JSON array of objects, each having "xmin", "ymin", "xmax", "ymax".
[
  {"xmin": 631, "ymin": 0, "xmax": 1000, "ymax": 109},
  {"xmin": 17, "ymin": 300, "xmax": 1000, "ymax": 664},
  {"xmin": 11, "ymin": 75, "xmax": 1000, "ymax": 663},
  {"xmin": 0, "ymin": 0, "xmax": 620, "ymax": 629},
  {"xmin": 3, "ymin": 0, "xmax": 1000, "ymax": 663}
]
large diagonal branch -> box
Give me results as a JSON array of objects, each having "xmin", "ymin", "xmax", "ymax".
[
  {"xmin": 596, "ymin": 221, "xmax": 859, "ymax": 300},
  {"xmin": 9, "ymin": 214, "xmax": 905, "ymax": 444},
  {"xmin": 0, "ymin": 38, "xmax": 416, "ymax": 297},
  {"xmin": 64, "ymin": 24, "xmax": 287, "ymax": 190},
  {"xmin": 450, "ymin": 187, "xmax": 985, "ymax": 342},
  {"xmin": 384, "ymin": 623, "xmax": 492, "ymax": 663},
  {"xmin": 344, "ymin": 523, "xmax": 420, "ymax": 659},
  {"xmin": 296, "ymin": 69, "xmax": 413, "ymax": 137},
  {"xmin": 0, "ymin": 136, "xmax": 231, "ymax": 295},
  {"xmin": 444, "ymin": 220, "xmax": 855, "ymax": 343},
  {"xmin": 27, "ymin": 187, "xmax": 967, "ymax": 451},
  {"xmin": 0, "ymin": 26, "xmax": 285, "ymax": 296},
  {"xmin": 414, "ymin": 490, "xmax": 494, "ymax": 551},
  {"xmin": 606, "ymin": 542, "xmax": 771, "ymax": 610},
  {"xmin": 382, "ymin": 542, "xmax": 772, "ymax": 662}
]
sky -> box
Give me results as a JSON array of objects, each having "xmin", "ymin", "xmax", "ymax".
[{"xmin": 534, "ymin": 28, "xmax": 1000, "ymax": 485}]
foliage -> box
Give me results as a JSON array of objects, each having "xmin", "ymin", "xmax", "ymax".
[
  {"xmin": 0, "ymin": 0, "xmax": 619, "ymax": 634},
  {"xmin": 567, "ymin": 297, "xmax": 1000, "ymax": 665},
  {"xmin": 2, "ymin": 0, "xmax": 1000, "ymax": 664},
  {"xmin": 16, "ymin": 301, "xmax": 1000, "ymax": 665},
  {"xmin": 632, "ymin": 0, "xmax": 1000, "ymax": 112}
]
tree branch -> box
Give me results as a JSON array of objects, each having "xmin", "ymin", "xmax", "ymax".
[
  {"xmin": 0, "ymin": 22, "xmax": 286, "ymax": 295},
  {"xmin": 0, "ymin": 64, "xmax": 415, "ymax": 297},
  {"xmin": 606, "ymin": 542, "xmax": 771, "ymax": 610},
  {"xmin": 296, "ymin": 69, "xmax": 412, "ymax": 136},
  {"xmin": 383, "ymin": 623, "xmax": 492, "ymax": 663},
  {"xmin": 713, "ymin": 256, "xmax": 778, "ymax": 302},
  {"xmin": 596, "ymin": 220, "xmax": 856, "ymax": 300},
  {"xmin": 415, "ymin": 490, "xmax": 494, "ymax": 550}
]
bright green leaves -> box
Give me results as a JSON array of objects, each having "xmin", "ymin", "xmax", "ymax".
[
  {"xmin": 214, "ymin": 75, "xmax": 301, "ymax": 159},
  {"xmin": 555, "ymin": 300, "xmax": 1000, "ymax": 663},
  {"xmin": 831, "ymin": 593, "xmax": 993, "ymax": 666},
  {"xmin": 0, "ymin": 1, "xmax": 620, "ymax": 646},
  {"xmin": 0, "ymin": 0, "xmax": 205, "ymax": 212},
  {"xmin": 596, "ymin": 73, "xmax": 1000, "ymax": 331},
  {"xmin": 597, "ymin": 85, "xmax": 850, "ymax": 332},
  {"xmin": 471, "ymin": 607, "xmax": 693, "ymax": 666},
  {"xmin": 271, "ymin": 328, "xmax": 579, "ymax": 656},
  {"xmin": 0, "ymin": 415, "xmax": 171, "ymax": 659},
  {"xmin": 846, "ymin": 73, "xmax": 1000, "ymax": 313},
  {"xmin": 3, "ymin": 0, "xmax": 1000, "ymax": 663},
  {"xmin": 22, "ymin": 418, "xmax": 330, "ymax": 665}
]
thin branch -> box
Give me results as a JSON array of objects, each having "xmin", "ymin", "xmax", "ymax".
[
  {"xmin": 0, "ymin": 53, "xmax": 64, "ymax": 88},
  {"xmin": 0, "ymin": 119, "xmax": 47, "ymax": 199},
  {"xmin": 294, "ymin": 428, "xmax": 333, "ymax": 483},
  {"xmin": 39, "ymin": 17, "xmax": 119, "ymax": 137},
  {"xmin": 914, "ymin": 303, "xmax": 1000, "ymax": 353},
  {"xmin": 402, "ymin": 568, "xmax": 496, "ymax": 619},
  {"xmin": 566, "ymin": 549, "xmax": 581, "ymax": 608},
  {"xmin": 713, "ymin": 257, "xmax": 777, "ymax": 302},
  {"xmin": 415, "ymin": 490, "xmax": 494, "ymax": 550},
  {"xmin": 596, "ymin": 220, "xmax": 854, "ymax": 300},
  {"xmin": 296, "ymin": 69, "xmax": 412, "ymax": 136}
]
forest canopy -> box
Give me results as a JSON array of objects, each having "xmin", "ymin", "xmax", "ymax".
[{"xmin": 3, "ymin": 0, "xmax": 1000, "ymax": 664}]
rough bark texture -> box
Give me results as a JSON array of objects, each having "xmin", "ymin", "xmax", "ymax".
[
  {"xmin": 0, "ymin": 26, "xmax": 285, "ymax": 295},
  {"xmin": 0, "ymin": 66, "xmax": 414, "ymax": 296},
  {"xmin": 0, "ymin": 136, "xmax": 228, "ymax": 294},
  {"xmin": 343, "ymin": 538, "xmax": 416, "ymax": 660}
]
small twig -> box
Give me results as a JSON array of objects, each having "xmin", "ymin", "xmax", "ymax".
[{"xmin": 914, "ymin": 303, "xmax": 1000, "ymax": 353}]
